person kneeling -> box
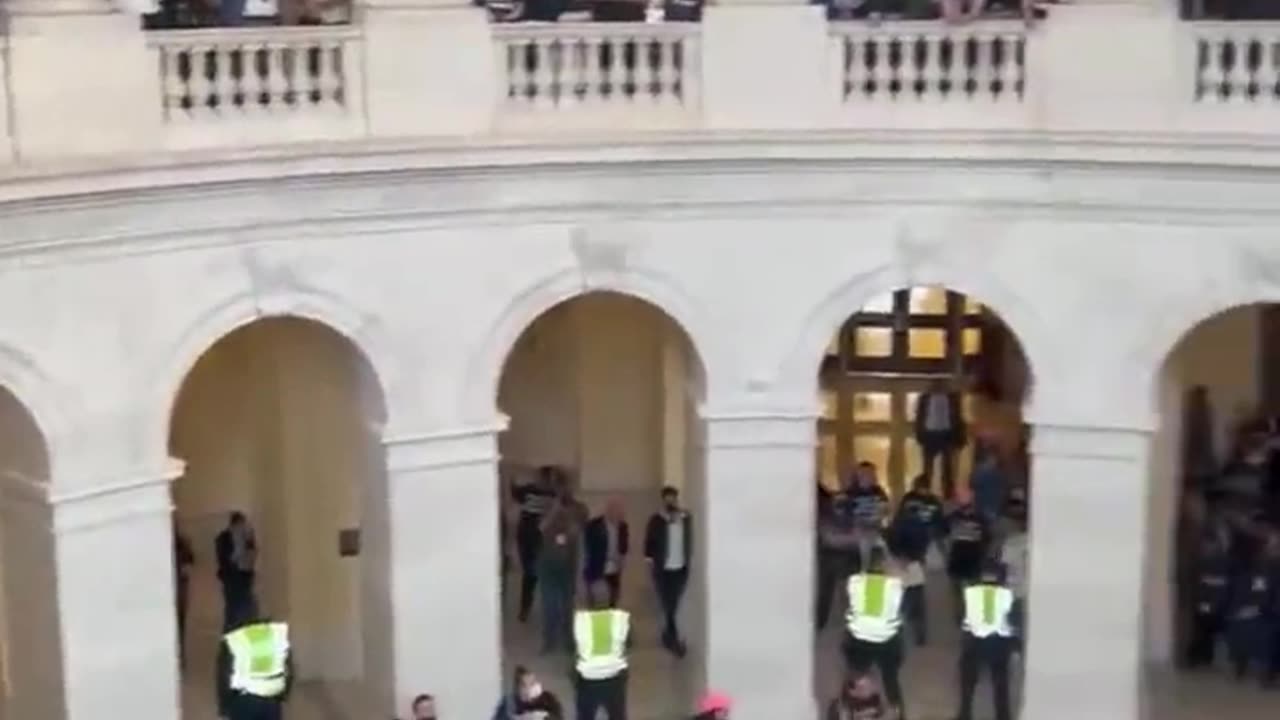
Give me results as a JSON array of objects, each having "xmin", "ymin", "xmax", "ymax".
[{"xmin": 573, "ymin": 582, "xmax": 631, "ymax": 720}]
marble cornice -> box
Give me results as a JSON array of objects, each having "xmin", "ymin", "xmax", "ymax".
[{"xmin": 7, "ymin": 133, "xmax": 1280, "ymax": 263}]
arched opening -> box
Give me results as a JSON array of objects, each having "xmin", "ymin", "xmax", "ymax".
[
  {"xmin": 167, "ymin": 316, "xmax": 391, "ymax": 720},
  {"xmin": 812, "ymin": 284, "xmax": 1033, "ymax": 719},
  {"xmin": 0, "ymin": 386, "xmax": 62, "ymax": 720},
  {"xmin": 496, "ymin": 290, "xmax": 707, "ymax": 718},
  {"xmin": 1145, "ymin": 302, "xmax": 1278, "ymax": 720}
]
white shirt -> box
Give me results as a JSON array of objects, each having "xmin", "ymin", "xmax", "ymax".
[
  {"xmin": 925, "ymin": 393, "xmax": 950, "ymax": 432},
  {"xmin": 604, "ymin": 521, "xmax": 621, "ymax": 574},
  {"xmin": 664, "ymin": 514, "xmax": 686, "ymax": 571},
  {"xmin": 243, "ymin": 0, "xmax": 278, "ymax": 18}
]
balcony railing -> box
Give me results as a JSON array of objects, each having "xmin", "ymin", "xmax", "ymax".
[
  {"xmin": 148, "ymin": 25, "xmax": 365, "ymax": 150},
  {"xmin": 828, "ymin": 21, "xmax": 1028, "ymax": 129},
  {"xmin": 492, "ymin": 22, "xmax": 701, "ymax": 132},
  {"xmin": 1181, "ymin": 21, "xmax": 1280, "ymax": 132}
]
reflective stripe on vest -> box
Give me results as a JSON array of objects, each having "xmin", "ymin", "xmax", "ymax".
[
  {"xmin": 963, "ymin": 585, "xmax": 1014, "ymax": 638},
  {"xmin": 225, "ymin": 622, "xmax": 289, "ymax": 698},
  {"xmin": 574, "ymin": 609, "xmax": 629, "ymax": 680},
  {"xmin": 845, "ymin": 574, "xmax": 903, "ymax": 643}
]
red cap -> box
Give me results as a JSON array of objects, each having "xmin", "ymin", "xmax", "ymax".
[{"xmin": 698, "ymin": 692, "xmax": 732, "ymax": 715}]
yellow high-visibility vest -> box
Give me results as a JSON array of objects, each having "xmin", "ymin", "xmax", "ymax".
[
  {"xmin": 845, "ymin": 573, "xmax": 904, "ymax": 642},
  {"xmin": 573, "ymin": 609, "xmax": 630, "ymax": 679},
  {"xmin": 962, "ymin": 584, "xmax": 1014, "ymax": 638},
  {"xmin": 225, "ymin": 622, "xmax": 289, "ymax": 697}
]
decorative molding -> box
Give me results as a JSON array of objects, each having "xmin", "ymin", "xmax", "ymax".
[
  {"xmin": 700, "ymin": 406, "xmax": 819, "ymax": 450},
  {"xmin": 383, "ymin": 423, "xmax": 506, "ymax": 474},
  {"xmin": 0, "ymin": 457, "xmax": 183, "ymax": 534},
  {"xmin": 1029, "ymin": 423, "xmax": 1152, "ymax": 462}
]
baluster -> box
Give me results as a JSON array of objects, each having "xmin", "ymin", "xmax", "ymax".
[
  {"xmin": 311, "ymin": 41, "xmax": 337, "ymax": 110},
  {"xmin": 531, "ymin": 37, "xmax": 553, "ymax": 111},
  {"xmin": 161, "ymin": 46, "xmax": 190, "ymax": 120},
  {"xmin": 1227, "ymin": 36, "xmax": 1251, "ymax": 105},
  {"xmin": 873, "ymin": 35, "xmax": 894, "ymax": 103},
  {"xmin": 918, "ymin": 33, "xmax": 940, "ymax": 104},
  {"xmin": 188, "ymin": 44, "xmax": 216, "ymax": 118},
  {"xmin": 576, "ymin": 36, "xmax": 595, "ymax": 107},
  {"xmin": 978, "ymin": 33, "xmax": 1000, "ymax": 103},
  {"xmin": 513, "ymin": 37, "xmax": 536, "ymax": 107},
  {"xmin": 1268, "ymin": 40, "xmax": 1280, "ymax": 104},
  {"xmin": 214, "ymin": 44, "xmax": 238, "ymax": 115},
  {"xmin": 624, "ymin": 34, "xmax": 640, "ymax": 107},
  {"xmin": 679, "ymin": 34, "xmax": 698, "ymax": 108},
  {"xmin": 1209, "ymin": 36, "xmax": 1233, "ymax": 104},
  {"xmin": 650, "ymin": 36, "xmax": 669, "ymax": 107},
  {"xmin": 605, "ymin": 35, "xmax": 626, "ymax": 107}
]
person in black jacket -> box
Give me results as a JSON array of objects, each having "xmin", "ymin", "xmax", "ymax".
[
  {"xmin": 584, "ymin": 498, "xmax": 630, "ymax": 607},
  {"xmin": 945, "ymin": 490, "xmax": 990, "ymax": 625},
  {"xmin": 215, "ymin": 511, "xmax": 258, "ymax": 631},
  {"xmin": 1225, "ymin": 556, "xmax": 1276, "ymax": 681},
  {"xmin": 645, "ymin": 486, "xmax": 693, "ymax": 657},
  {"xmin": 890, "ymin": 474, "xmax": 946, "ymax": 645},
  {"xmin": 512, "ymin": 466, "xmax": 559, "ymax": 622},
  {"xmin": 1186, "ymin": 532, "xmax": 1231, "ymax": 668}
]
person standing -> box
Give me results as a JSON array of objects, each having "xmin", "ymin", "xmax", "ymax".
[
  {"xmin": 848, "ymin": 462, "xmax": 890, "ymax": 569},
  {"xmin": 513, "ymin": 466, "xmax": 558, "ymax": 622},
  {"xmin": 1186, "ymin": 532, "xmax": 1231, "ymax": 668},
  {"xmin": 215, "ymin": 511, "xmax": 258, "ymax": 630},
  {"xmin": 1225, "ymin": 556, "xmax": 1276, "ymax": 682},
  {"xmin": 538, "ymin": 485, "xmax": 584, "ymax": 654},
  {"xmin": 945, "ymin": 489, "xmax": 990, "ymax": 625},
  {"xmin": 889, "ymin": 474, "xmax": 946, "ymax": 645},
  {"xmin": 955, "ymin": 560, "xmax": 1015, "ymax": 720},
  {"xmin": 969, "ymin": 442, "xmax": 1006, "ymax": 524},
  {"xmin": 913, "ymin": 379, "xmax": 966, "ymax": 499},
  {"xmin": 216, "ymin": 608, "xmax": 292, "ymax": 720},
  {"xmin": 816, "ymin": 475, "xmax": 861, "ymax": 631},
  {"xmin": 842, "ymin": 548, "xmax": 906, "ymax": 720},
  {"xmin": 173, "ymin": 519, "xmax": 195, "ymax": 669},
  {"xmin": 645, "ymin": 486, "xmax": 693, "ymax": 657},
  {"xmin": 584, "ymin": 498, "xmax": 630, "ymax": 607},
  {"xmin": 572, "ymin": 582, "xmax": 631, "ymax": 720}
]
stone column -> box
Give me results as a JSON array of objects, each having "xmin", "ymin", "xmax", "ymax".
[
  {"xmin": 1021, "ymin": 424, "xmax": 1149, "ymax": 720},
  {"xmin": 702, "ymin": 408, "xmax": 815, "ymax": 720},
  {"xmin": 38, "ymin": 459, "xmax": 183, "ymax": 720},
  {"xmin": 4, "ymin": 0, "xmax": 162, "ymax": 160},
  {"xmin": 700, "ymin": 0, "xmax": 835, "ymax": 130},
  {"xmin": 382, "ymin": 426, "xmax": 501, "ymax": 720},
  {"xmin": 361, "ymin": 0, "xmax": 496, "ymax": 137}
]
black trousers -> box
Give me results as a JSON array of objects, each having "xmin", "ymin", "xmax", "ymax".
[
  {"xmin": 575, "ymin": 670, "xmax": 627, "ymax": 720},
  {"xmin": 843, "ymin": 634, "xmax": 904, "ymax": 712},
  {"xmin": 176, "ymin": 581, "xmax": 189, "ymax": 667},
  {"xmin": 815, "ymin": 550, "xmax": 859, "ymax": 630},
  {"xmin": 516, "ymin": 517, "xmax": 543, "ymax": 619},
  {"xmin": 228, "ymin": 693, "xmax": 283, "ymax": 720},
  {"xmin": 1186, "ymin": 610, "xmax": 1223, "ymax": 667},
  {"xmin": 958, "ymin": 634, "xmax": 1012, "ymax": 720},
  {"xmin": 903, "ymin": 584, "xmax": 927, "ymax": 645},
  {"xmin": 919, "ymin": 435, "xmax": 958, "ymax": 499},
  {"xmin": 654, "ymin": 568, "xmax": 689, "ymax": 643},
  {"xmin": 220, "ymin": 574, "xmax": 256, "ymax": 631}
]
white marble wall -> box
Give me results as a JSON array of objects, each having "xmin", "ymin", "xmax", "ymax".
[{"xmin": 0, "ymin": 150, "xmax": 1278, "ymax": 720}]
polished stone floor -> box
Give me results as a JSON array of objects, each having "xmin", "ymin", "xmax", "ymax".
[{"xmin": 176, "ymin": 566, "xmax": 1280, "ymax": 720}]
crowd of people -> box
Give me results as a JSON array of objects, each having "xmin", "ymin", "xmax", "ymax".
[
  {"xmin": 143, "ymin": 0, "xmax": 351, "ymax": 29},
  {"xmin": 1179, "ymin": 397, "xmax": 1280, "ymax": 685},
  {"xmin": 816, "ymin": 435, "xmax": 1029, "ymax": 720}
]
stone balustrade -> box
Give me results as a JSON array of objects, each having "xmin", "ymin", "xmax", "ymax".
[{"xmin": 4, "ymin": 6, "xmax": 1280, "ymax": 165}]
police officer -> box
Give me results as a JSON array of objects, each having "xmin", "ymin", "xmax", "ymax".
[
  {"xmin": 843, "ymin": 547, "xmax": 906, "ymax": 720},
  {"xmin": 216, "ymin": 606, "xmax": 292, "ymax": 720},
  {"xmin": 955, "ymin": 559, "xmax": 1015, "ymax": 720},
  {"xmin": 572, "ymin": 582, "xmax": 631, "ymax": 720},
  {"xmin": 889, "ymin": 474, "xmax": 946, "ymax": 645},
  {"xmin": 817, "ymin": 475, "xmax": 861, "ymax": 630},
  {"xmin": 1186, "ymin": 532, "xmax": 1231, "ymax": 668}
]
